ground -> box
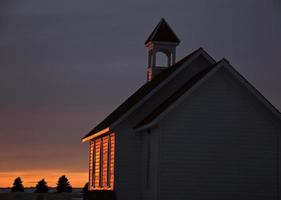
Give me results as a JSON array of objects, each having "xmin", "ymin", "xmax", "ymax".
[{"xmin": 0, "ymin": 191, "xmax": 82, "ymax": 200}]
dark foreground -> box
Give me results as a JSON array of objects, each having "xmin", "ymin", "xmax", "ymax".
[{"xmin": 0, "ymin": 192, "xmax": 82, "ymax": 200}]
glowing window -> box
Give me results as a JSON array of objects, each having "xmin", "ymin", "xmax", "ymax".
[{"xmin": 89, "ymin": 133, "xmax": 115, "ymax": 190}]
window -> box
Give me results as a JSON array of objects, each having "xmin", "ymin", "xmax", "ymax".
[
  {"xmin": 156, "ymin": 51, "xmax": 169, "ymax": 67},
  {"xmin": 89, "ymin": 133, "xmax": 115, "ymax": 190}
]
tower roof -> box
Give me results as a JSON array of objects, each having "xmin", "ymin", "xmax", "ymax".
[{"xmin": 145, "ymin": 18, "xmax": 180, "ymax": 45}]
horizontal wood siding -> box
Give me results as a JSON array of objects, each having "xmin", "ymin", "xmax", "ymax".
[
  {"xmin": 110, "ymin": 133, "xmax": 115, "ymax": 188},
  {"xmin": 115, "ymin": 125, "xmax": 143, "ymax": 200},
  {"xmin": 158, "ymin": 67, "xmax": 280, "ymax": 200}
]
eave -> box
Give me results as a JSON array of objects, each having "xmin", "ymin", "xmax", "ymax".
[{"xmin": 82, "ymin": 127, "xmax": 110, "ymax": 142}]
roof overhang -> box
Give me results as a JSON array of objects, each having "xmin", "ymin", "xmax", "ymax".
[{"xmin": 82, "ymin": 127, "xmax": 110, "ymax": 142}]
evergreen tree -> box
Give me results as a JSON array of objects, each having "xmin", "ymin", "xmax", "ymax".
[
  {"xmin": 56, "ymin": 175, "xmax": 72, "ymax": 193},
  {"xmin": 11, "ymin": 177, "xmax": 24, "ymax": 192},
  {"xmin": 35, "ymin": 179, "xmax": 48, "ymax": 193},
  {"xmin": 82, "ymin": 182, "xmax": 89, "ymax": 194}
]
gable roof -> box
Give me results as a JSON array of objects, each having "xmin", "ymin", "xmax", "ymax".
[
  {"xmin": 145, "ymin": 18, "xmax": 180, "ymax": 45},
  {"xmin": 82, "ymin": 48, "xmax": 215, "ymax": 141},
  {"xmin": 134, "ymin": 59, "xmax": 281, "ymax": 131}
]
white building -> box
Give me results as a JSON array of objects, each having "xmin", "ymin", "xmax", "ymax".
[{"xmin": 82, "ymin": 19, "xmax": 281, "ymax": 200}]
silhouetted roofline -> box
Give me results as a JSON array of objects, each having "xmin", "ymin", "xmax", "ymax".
[{"xmin": 82, "ymin": 48, "xmax": 216, "ymax": 141}]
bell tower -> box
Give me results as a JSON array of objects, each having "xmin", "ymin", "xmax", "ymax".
[{"xmin": 145, "ymin": 18, "xmax": 180, "ymax": 81}]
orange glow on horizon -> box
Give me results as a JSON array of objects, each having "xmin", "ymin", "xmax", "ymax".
[{"xmin": 0, "ymin": 170, "xmax": 87, "ymax": 188}]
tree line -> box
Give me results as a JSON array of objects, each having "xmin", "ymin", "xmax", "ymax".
[{"xmin": 10, "ymin": 175, "xmax": 88, "ymax": 193}]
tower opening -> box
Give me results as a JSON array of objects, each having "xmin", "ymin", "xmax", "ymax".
[
  {"xmin": 156, "ymin": 52, "xmax": 169, "ymax": 67},
  {"xmin": 145, "ymin": 18, "xmax": 180, "ymax": 81}
]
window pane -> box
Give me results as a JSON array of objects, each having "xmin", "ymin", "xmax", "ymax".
[
  {"xmin": 94, "ymin": 139, "xmax": 101, "ymax": 188},
  {"xmin": 102, "ymin": 136, "xmax": 109, "ymax": 187},
  {"xmin": 89, "ymin": 141, "xmax": 94, "ymax": 189}
]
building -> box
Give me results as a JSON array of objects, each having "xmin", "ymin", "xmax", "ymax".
[{"xmin": 82, "ymin": 19, "xmax": 281, "ymax": 200}]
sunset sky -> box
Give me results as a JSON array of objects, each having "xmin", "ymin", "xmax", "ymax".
[{"xmin": 0, "ymin": 0, "xmax": 281, "ymax": 187}]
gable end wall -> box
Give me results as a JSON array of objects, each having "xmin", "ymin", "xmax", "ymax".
[{"xmin": 158, "ymin": 67, "xmax": 280, "ymax": 200}]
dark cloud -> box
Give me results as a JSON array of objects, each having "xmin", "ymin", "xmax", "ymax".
[{"xmin": 0, "ymin": 0, "xmax": 280, "ymax": 184}]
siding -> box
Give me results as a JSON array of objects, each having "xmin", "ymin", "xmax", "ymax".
[
  {"xmin": 158, "ymin": 67, "xmax": 280, "ymax": 200},
  {"xmin": 114, "ymin": 55, "xmax": 214, "ymax": 200},
  {"xmin": 141, "ymin": 128, "xmax": 161, "ymax": 200},
  {"xmin": 115, "ymin": 125, "xmax": 143, "ymax": 200}
]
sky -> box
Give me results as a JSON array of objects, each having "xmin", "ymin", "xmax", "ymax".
[{"xmin": 0, "ymin": 0, "xmax": 281, "ymax": 187}]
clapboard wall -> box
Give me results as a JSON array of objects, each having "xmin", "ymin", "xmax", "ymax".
[
  {"xmin": 113, "ymin": 54, "xmax": 214, "ymax": 200},
  {"xmin": 157, "ymin": 67, "xmax": 280, "ymax": 200}
]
